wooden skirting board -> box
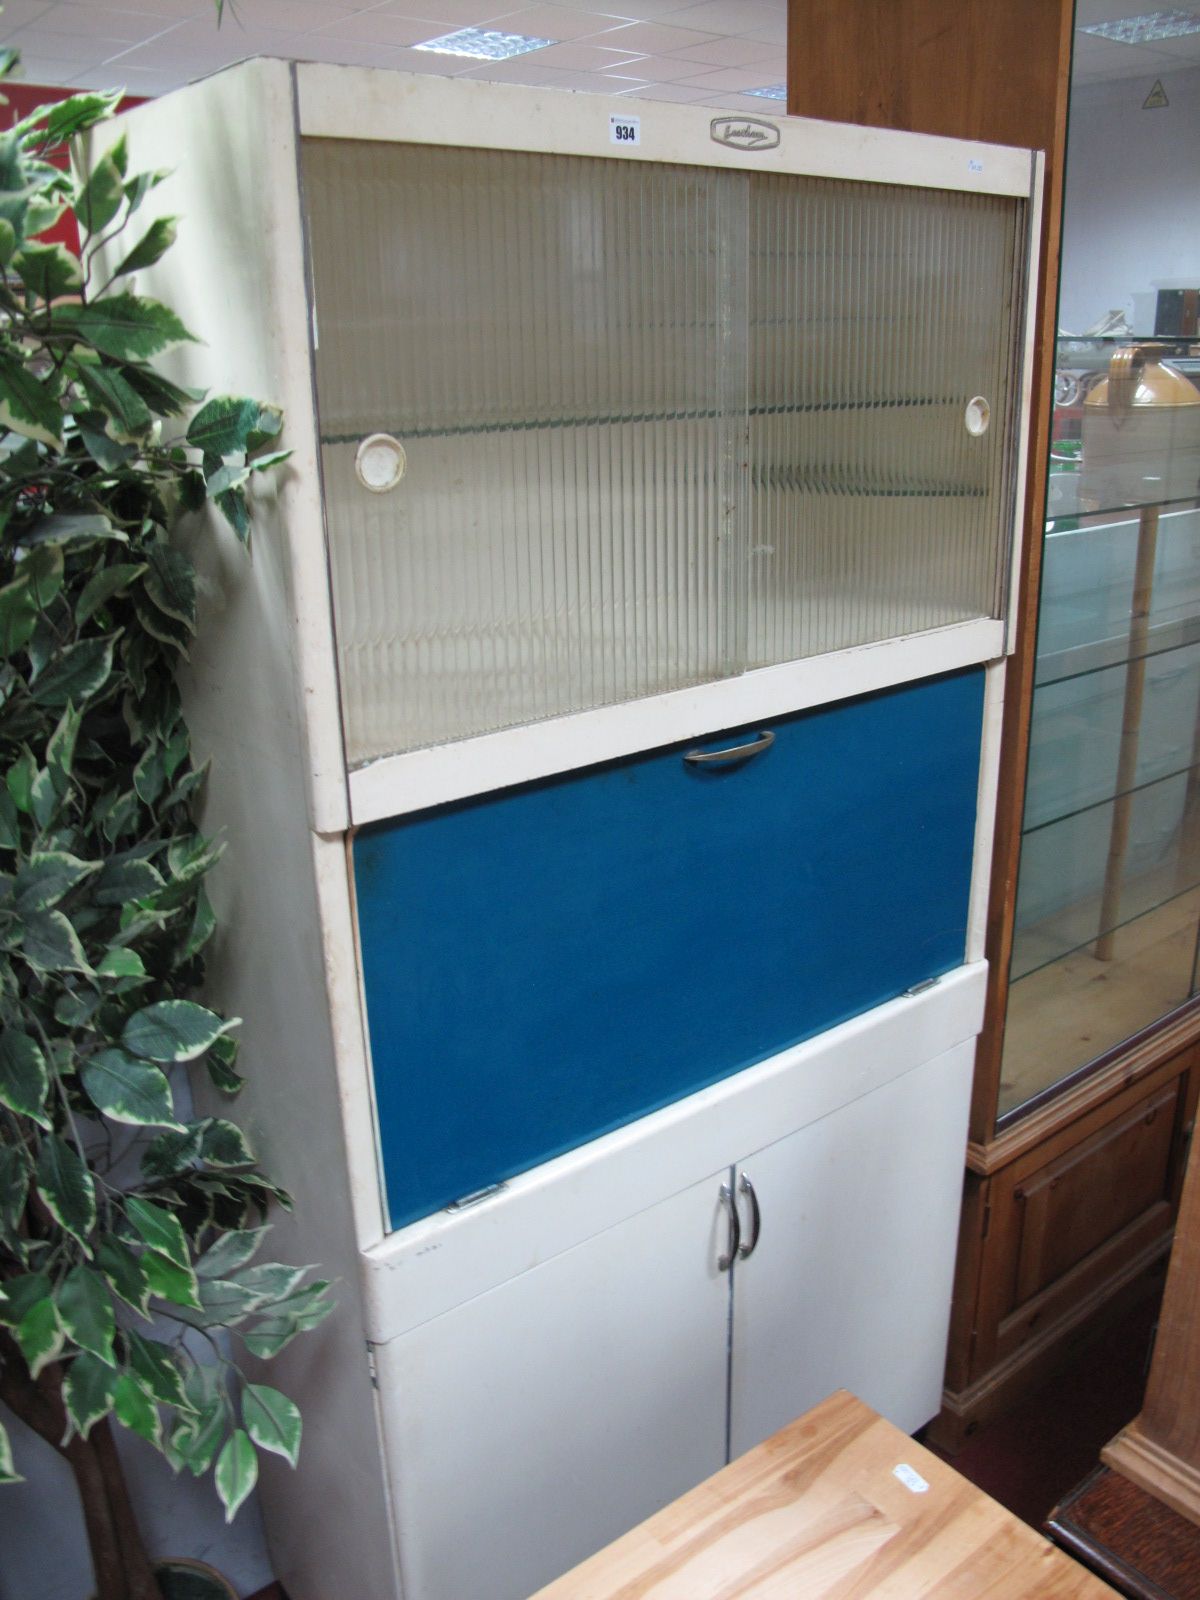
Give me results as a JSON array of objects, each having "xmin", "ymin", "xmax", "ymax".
[{"xmin": 1104, "ymin": 1424, "xmax": 1200, "ymax": 1528}]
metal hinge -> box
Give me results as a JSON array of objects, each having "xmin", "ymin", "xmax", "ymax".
[
  {"xmin": 903, "ymin": 976, "xmax": 941, "ymax": 998},
  {"xmin": 445, "ymin": 1181, "xmax": 508, "ymax": 1212},
  {"xmin": 981, "ymin": 1200, "xmax": 992, "ymax": 1242},
  {"xmin": 366, "ymin": 1342, "xmax": 379, "ymax": 1390}
]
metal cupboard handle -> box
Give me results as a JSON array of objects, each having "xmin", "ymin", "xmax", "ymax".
[
  {"xmin": 737, "ymin": 1171, "xmax": 761, "ymax": 1260},
  {"xmin": 717, "ymin": 1182, "xmax": 741, "ymax": 1272},
  {"xmin": 684, "ymin": 731, "xmax": 774, "ymax": 766}
]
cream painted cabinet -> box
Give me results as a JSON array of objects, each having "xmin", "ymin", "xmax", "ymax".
[
  {"xmin": 366, "ymin": 1013, "xmax": 977, "ymax": 1600},
  {"xmin": 84, "ymin": 58, "xmax": 1039, "ymax": 1600},
  {"xmin": 729, "ymin": 1041, "xmax": 976, "ymax": 1457}
]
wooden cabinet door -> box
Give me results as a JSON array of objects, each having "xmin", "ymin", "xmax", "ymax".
[
  {"xmin": 729, "ymin": 1041, "xmax": 974, "ymax": 1455},
  {"xmin": 373, "ymin": 1167, "xmax": 732, "ymax": 1600}
]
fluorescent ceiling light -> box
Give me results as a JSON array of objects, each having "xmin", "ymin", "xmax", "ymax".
[
  {"xmin": 414, "ymin": 27, "xmax": 556, "ymax": 59},
  {"xmin": 1080, "ymin": 9, "xmax": 1200, "ymax": 42},
  {"xmin": 743, "ymin": 84, "xmax": 787, "ymax": 100}
]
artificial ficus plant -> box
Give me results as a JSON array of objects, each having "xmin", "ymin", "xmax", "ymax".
[{"xmin": 0, "ymin": 63, "xmax": 333, "ymax": 1600}]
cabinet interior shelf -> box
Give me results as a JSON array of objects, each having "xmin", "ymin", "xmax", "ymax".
[
  {"xmin": 1034, "ymin": 614, "xmax": 1200, "ymax": 693},
  {"xmin": 1012, "ymin": 875, "xmax": 1200, "ymax": 985},
  {"xmin": 1022, "ymin": 757, "xmax": 1200, "ymax": 840}
]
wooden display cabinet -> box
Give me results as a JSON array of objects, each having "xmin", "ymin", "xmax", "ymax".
[
  {"xmin": 932, "ymin": 1027, "xmax": 1200, "ymax": 1449},
  {"xmin": 786, "ymin": 0, "xmax": 1200, "ymax": 1456}
]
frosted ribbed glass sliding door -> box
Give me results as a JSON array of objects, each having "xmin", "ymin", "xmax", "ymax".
[
  {"xmin": 303, "ymin": 140, "xmax": 746, "ymax": 764},
  {"xmin": 747, "ymin": 177, "xmax": 1024, "ymax": 662},
  {"xmin": 303, "ymin": 139, "xmax": 1025, "ymax": 766}
]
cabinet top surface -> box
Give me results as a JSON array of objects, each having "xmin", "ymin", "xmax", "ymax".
[
  {"xmin": 291, "ymin": 59, "xmax": 1035, "ymax": 198},
  {"xmin": 529, "ymin": 1389, "xmax": 1117, "ymax": 1599}
]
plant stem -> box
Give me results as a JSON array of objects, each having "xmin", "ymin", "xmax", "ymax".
[
  {"xmin": 93, "ymin": 1417, "xmax": 167, "ymax": 1600},
  {"xmin": 0, "ymin": 1337, "xmax": 164, "ymax": 1600}
]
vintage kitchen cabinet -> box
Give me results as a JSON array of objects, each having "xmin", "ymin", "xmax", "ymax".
[{"xmin": 86, "ymin": 59, "xmax": 1040, "ymax": 1599}]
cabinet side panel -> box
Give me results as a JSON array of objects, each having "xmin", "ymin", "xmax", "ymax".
[{"xmin": 83, "ymin": 64, "xmax": 398, "ymax": 1600}]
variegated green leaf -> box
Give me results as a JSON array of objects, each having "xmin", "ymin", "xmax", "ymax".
[
  {"xmin": 0, "ymin": 350, "xmax": 63, "ymax": 449},
  {"xmin": 81, "ymin": 1048, "xmax": 183, "ymax": 1130},
  {"xmin": 125, "ymin": 1195, "xmax": 189, "ymax": 1268},
  {"xmin": 35, "ymin": 1134, "xmax": 96, "ymax": 1245},
  {"xmin": 30, "ymin": 634, "xmax": 116, "ymax": 707},
  {"xmin": 113, "ymin": 1370, "xmax": 161, "ymax": 1447},
  {"xmin": 215, "ymin": 1429, "xmax": 257, "ymax": 1523},
  {"xmin": 63, "ymin": 1351, "xmax": 118, "ymax": 1440},
  {"xmin": 195, "ymin": 1226, "xmax": 269, "ymax": 1281},
  {"xmin": 0, "ymin": 1416, "xmax": 21, "ymax": 1483},
  {"xmin": 95, "ymin": 1235, "xmax": 151, "ymax": 1318},
  {"xmin": 241, "ymin": 1383, "xmax": 301, "ymax": 1468},
  {"xmin": 13, "ymin": 851, "xmax": 98, "ymax": 913},
  {"xmin": 57, "ymin": 1266, "xmax": 116, "ymax": 1365},
  {"xmin": 21, "ymin": 909, "xmax": 91, "ymax": 973},
  {"xmin": 0, "ymin": 1028, "xmax": 50, "ymax": 1127},
  {"xmin": 123, "ymin": 1000, "xmax": 233, "ymax": 1064},
  {"xmin": 15, "ymin": 1296, "xmax": 63, "ymax": 1378},
  {"xmin": 174, "ymin": 1399, "xmax": 225, "ymax": 1478},
  {"xmin": 13, "ymin": 240, "xmax": 82, "ymax": 302},
  {"xmin": 127, "ymin": 1330, "xmax": 187, "ymax": 1408}
]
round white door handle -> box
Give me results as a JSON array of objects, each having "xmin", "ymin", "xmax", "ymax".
[
  {"xmin": 355, "ymin": 432, "xmax": 407, "ymax": 492},
  {"xmin": 964, "ymin": 396, "xmax": 991, "ymax": 437}
]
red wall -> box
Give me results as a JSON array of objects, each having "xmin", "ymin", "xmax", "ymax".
[{"xmin": 1, "ymin": 82, "xmax": 147, "ymax": 254}]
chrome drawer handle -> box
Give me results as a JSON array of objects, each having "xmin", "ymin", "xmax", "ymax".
[
  {"xmin": 737, "ymin": 1171, "xmax": 761, "ymax": 1260},
  {"xmin": 718, "ymin": 1181, "xmax": 741, "ymax": 1272},
  {"xmin": 684, "ymin": 730, "xmax": 774, "ymax": 766}
]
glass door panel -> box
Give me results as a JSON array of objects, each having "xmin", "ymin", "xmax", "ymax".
[
  {"xmin": 746, "ymin": 176, "xmax": 1024, "ymax": 663},
  {"xmin": 303, "ymin": 139, "xmax": 746, "ymax": 764},
  {"xmin": 1001, "ymin": 503, "xmax": 1200, "ymax": 1118},
  {"xmin": 304, "ymin": 139, "xmax": 1029, "ymax": 767}
]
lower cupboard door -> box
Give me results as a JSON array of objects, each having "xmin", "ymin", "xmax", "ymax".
[
  {"xmin": 372, "ymin": 1170, "xmax": 731, "ymax": 1600},
  {"xmin": 728, "ymin": 1040, "xmax": 974, "ymax": 1456}
]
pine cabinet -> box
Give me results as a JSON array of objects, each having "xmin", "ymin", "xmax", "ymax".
[{"xmin": 86, "ymin": 58, "xmax": 1040, "ymax": 1600}]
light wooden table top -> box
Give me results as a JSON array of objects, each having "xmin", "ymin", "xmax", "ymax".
[{"xmin": 530, "ymin": 1390, "xmax": 1117, "ymax": 1598}]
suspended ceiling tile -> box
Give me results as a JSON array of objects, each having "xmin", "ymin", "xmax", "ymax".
[
  {"xmin": 533, "ymin": 40, "xmax": 646, "ymax": 66},
  {"xmin": 231, "ymin": 0, "xmax": 366, "ymax": 29},
  {"xmin": 375, "ymin": 0, "xmax": 512, "ymax": 20},
  {"xmin": 538, "ymin": 64, "xmax": 650, "ymax": 87},
  {"xmin": 308, "ymin": 10, "xmax": 441, "ymax": 44},
  {"xmin": 671, "ymin": 34, "xmax": 781, "ymax": 65},
  {"xmin": 601, "ymin": 49, "xmax": 713, "ymax": 77},
  {"xmin": 548, "ymin": 0, "xmax": 703, "ymax": 17},
  {"xmin": 0, "ymin": 0, "xmax": 59, "ymax": 35},
  {"xmin": 288, "ymin": 35, "xmax": 421, "ymax": 65},
  {"xmin": 665, "ymin": 0, "xmax": 785, "ymax": 36},
  {"xmin": 585, "ymin": 18, "xmax": 719, "ymax": 50},
  {"xmin": 484, "ymin": 6, "xmax": 634, "ymax": 39},
  {"xmin": 740, "ymin": 16, "xmax": 785, "ymax": 44},
  {"xmin": 355, "ymin": 40, "xmax": 479, "ymax": 70},
  {"xmin": 455, "ymin": 55, "xmax": 575, "ymax": 81},
  {"xmin": 16, "ymin": 4, "xmax": 170, "ymax": 40},
  {"xmin": 624, "ymin": 78, "xmax": 713, "ymax": 99},
  {"xmin": 672, "ymin": 62, "xmax": 783, "ymax": 89}
]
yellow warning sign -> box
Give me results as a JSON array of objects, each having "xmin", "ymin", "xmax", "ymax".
[{"xmin": 1144, "ymin": 80, "xmax": 1169, "ymax": 109}]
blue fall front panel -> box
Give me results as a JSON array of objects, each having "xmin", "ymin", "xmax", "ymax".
[{"xmin": 355, "ymin": 668, "xmax": 985, "ymax": 1230}]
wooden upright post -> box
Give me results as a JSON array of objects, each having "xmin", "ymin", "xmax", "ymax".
[
  {"xmin": 787, "ymin": 0, "xmax": 1075, "ymax": 1143},
  {"xmin": 1103, "ymin": 1127, "xmax": 1200, "ymax": 1522}
]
